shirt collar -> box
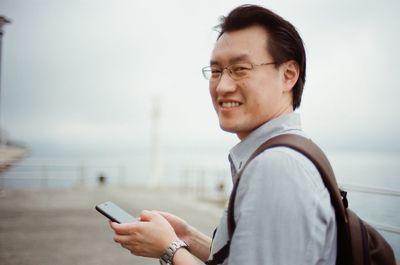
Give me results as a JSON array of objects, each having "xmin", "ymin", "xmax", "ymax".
[{"xmin": 228, "ymin": 112, "xmax": 303, "ymax": 180}]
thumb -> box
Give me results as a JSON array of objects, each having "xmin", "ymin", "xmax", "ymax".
[{"xmin": 139, "ymin": 210, "xmax": 155, "ymax": 222}]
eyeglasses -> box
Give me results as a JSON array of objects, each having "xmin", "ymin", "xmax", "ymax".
[{"xmin": 201, "ymin": 62, "xmax": 276, "ymax": 81}]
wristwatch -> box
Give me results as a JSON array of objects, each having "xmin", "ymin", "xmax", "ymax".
[{"xmin": 159, "ymin": 239, "xmax": 189, "ymax": 265}]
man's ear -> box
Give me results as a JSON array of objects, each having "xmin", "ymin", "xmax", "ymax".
[{"xmin": 282, "ymin": 60, "xmax": 300, "ymax": 92}]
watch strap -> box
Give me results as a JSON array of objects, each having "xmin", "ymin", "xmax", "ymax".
[{"xmin": 159, "ymin": 239, "xmax": 188, "ymax": 265}]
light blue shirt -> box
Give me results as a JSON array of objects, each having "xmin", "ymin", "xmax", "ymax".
[{"xmin": 209, "ymin": 112, "xmax": 337, "ymax": 265}]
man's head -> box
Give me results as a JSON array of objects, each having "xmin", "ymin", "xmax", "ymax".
[{"xmin": 204, "ymin": 5, "xmax": 306, "ymax": 139}]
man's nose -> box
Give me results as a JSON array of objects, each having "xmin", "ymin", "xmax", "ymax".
[{"xmin": 215, "ymin": 70, "xmax": 236, "ymax": 93}]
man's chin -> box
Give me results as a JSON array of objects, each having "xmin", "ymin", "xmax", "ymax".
[
  {"xmin": 221, "ymin": 127, "xmax": 236, "ymax": 134},
  {"xmin": 219, "ymin": 121, "xmax": 257, "ymax": 140},
  {"xmin": 219, "ymin": 123, "xmax": 243, "ymax": 138}
]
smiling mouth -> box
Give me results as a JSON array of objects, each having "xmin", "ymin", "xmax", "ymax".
[{"xmin": 220, "ymin": 101, "xmax": 241, "ymax": 108}]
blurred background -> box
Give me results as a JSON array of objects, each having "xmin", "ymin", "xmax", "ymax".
[{"xmin": 0, "ymin": 0, "xmax": 399, "ymax": 264}]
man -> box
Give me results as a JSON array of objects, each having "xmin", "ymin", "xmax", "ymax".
[{"xmin": 110, "ymin": 4, "xmax": 337, "ymax": 265}]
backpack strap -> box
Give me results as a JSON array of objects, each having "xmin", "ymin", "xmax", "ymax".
[
  {"xmin": 227, "ymin": 133, "xmax": 348, "ymax": 238},
  {"xmin": 207, "ymin": 133, "xmax": 350, "ymax": 265},
  {"xmin": 204, "ymin": 241, "xmax": 231, "ymax": 265}
]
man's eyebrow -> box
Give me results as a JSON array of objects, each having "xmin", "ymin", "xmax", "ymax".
[{"xmin": 209, "ymin": 54, "xmax": 251, "ymax": 66}]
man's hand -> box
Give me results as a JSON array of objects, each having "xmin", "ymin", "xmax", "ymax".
[
  {"xmin": 156, "ymin": 211, "xmax": 211, "ymax": 262},
  {"xmin": 110, "ymin": 210, "xmax": 178, "ymax": 258},
  {"xmin": 156, "ymin": 211, "xmax": 193, "ymax": 245}
]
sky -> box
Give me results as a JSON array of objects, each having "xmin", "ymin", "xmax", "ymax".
[{"xmin": 1, "ymin": 0, "xmax": 400, "ymax": 155}]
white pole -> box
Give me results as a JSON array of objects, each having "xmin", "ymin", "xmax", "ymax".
[
  {"xmin": 0, "ymin": 16, "xmax": 11, "ymax": 146},
  {"xmin": 147, "ymin": 99, "xmax": 163, "ymax": 188}
]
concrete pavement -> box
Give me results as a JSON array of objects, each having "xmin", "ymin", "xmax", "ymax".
[{"xmin": 0, "ymin": 186, "xmax": 223, "ymax": 265}]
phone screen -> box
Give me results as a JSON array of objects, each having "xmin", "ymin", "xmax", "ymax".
[{"xmin": 95, "ymin": 201, "xmax": 137, "ymax": 224}]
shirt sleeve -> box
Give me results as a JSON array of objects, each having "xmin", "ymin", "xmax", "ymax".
[{"xmin": 227, "ymin": 147, "xmax": 337, "ymax": 265}]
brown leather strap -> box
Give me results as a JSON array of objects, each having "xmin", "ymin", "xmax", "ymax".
[
  {"xmin": 211, "ymin": 133, "xmax": 350, "ymax": 265},
  {"xmin": 227, "ymin": 133, "xmax": 348, "ymax": 238},
  {"xmin": 217, "ymin": 133, "xmax": 396, "ymax": 265}
]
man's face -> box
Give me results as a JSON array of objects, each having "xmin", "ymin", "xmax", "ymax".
[{"xmin": 209, "ymin": 25, "xmax": 294, "ymax": 139}]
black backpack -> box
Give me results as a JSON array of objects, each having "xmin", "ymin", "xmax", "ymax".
[{"xmin": 206, "ymin": 134, "xmax": 396, "ymax": 265}]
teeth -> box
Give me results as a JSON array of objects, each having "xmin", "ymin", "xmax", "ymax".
[{"xmin": 221, "ymin": 102, "xmax": 240, "ymax": 108}]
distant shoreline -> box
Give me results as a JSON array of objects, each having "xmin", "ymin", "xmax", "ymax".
[{"xmin": 0, "ymin": 145, "xmax": 28, "ymax": 173}]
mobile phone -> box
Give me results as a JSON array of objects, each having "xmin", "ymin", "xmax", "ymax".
[{"xmin": 95, "ymin": 201, "xmax": 137, "ymax": 224}]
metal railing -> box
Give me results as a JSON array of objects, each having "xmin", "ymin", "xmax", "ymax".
[
  {"xmin": 368, "ymin": 221, "xmax": 400, "ymax": 234},
  {"xmin": 340, "ymin": 183, "xmax": 400, "ymax": 197},
  {"xmin": 0, "ymin": 162, "xmax": 127, "ymax": 188},
  {"xmin": 2, "ymin": 163, "xmax": 400, "ymax": 237},
  {"xmin": 184, "ymin": 170, "xmax": 400, "ymax": 236},
  {"xmin": 338, "ymin": 183, "xmax": 400, "ymax": 235}
]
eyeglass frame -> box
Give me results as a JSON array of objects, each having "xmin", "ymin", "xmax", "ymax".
[{"xmin": 201, "ymin": 62, "xmax": 276, "ymax": 81}]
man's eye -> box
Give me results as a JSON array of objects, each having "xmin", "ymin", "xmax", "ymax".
[
  {"xmin": 233, "ymin": 64, "xmax": 251, "ymax": 71},
  {"xmin": 231, "ymin": 64, "xmax": 251, "ymax": 72},
  {"xmin": 211, "ymin": 69, "xmax": 222, "ymax": 76},
  {"xmin": 231, "ymin": 65, "xmax": 251, "ymax": 77}
]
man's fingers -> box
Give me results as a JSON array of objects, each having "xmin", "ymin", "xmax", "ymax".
[
  {"xmin": 139, "ymin": 210, "xmax": 156, "ymax": 222},
  {"xmin": 156, "ymin": 211, "xmax": 172, "ymax": 219},
  {"xmin": 113, "ymin": 234, "xmax": 131, "ymax": 244},
  {"xmin": 114, "ymin": 233, "xmax": 143, "ymax": 245},
  {"xmin": 110, "ymin": 221, "xmax": 138, "ymax": 235}
]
